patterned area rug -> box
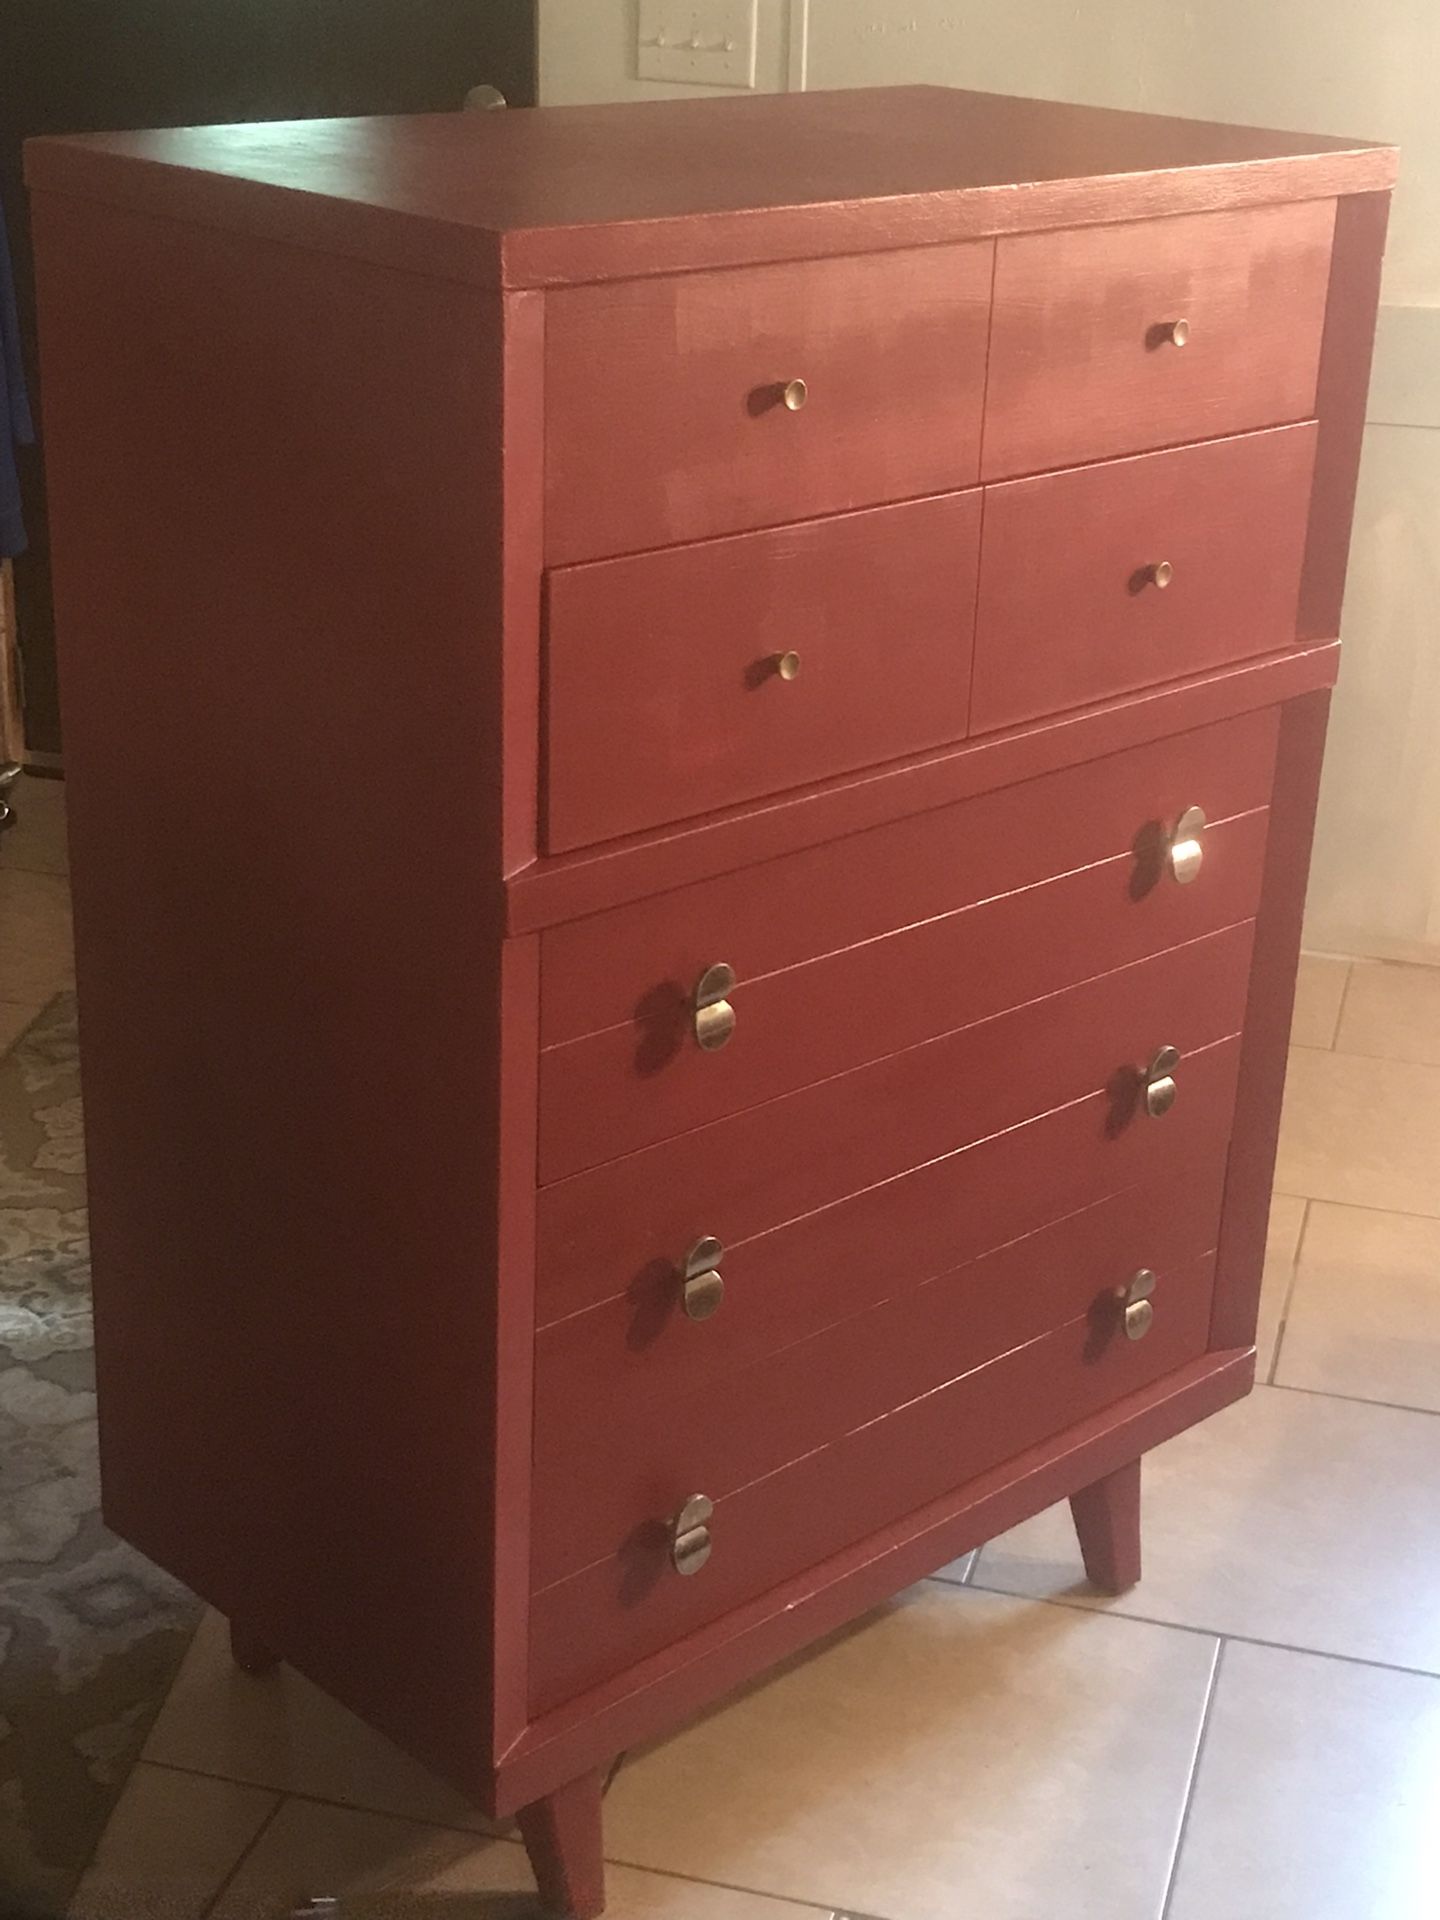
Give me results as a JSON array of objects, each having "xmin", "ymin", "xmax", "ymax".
[{"xmin": 0, "ymin": 998, "xmax": 200, "ymax": 1917}]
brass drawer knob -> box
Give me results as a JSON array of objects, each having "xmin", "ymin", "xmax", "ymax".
[
  {"xmin": 781, "ymin": 377, "xmax": 808, "ymax": 412},
  {"xmin": 1118, "ymin": 1269, "xmax": 1157, "ymax": 1340},
  {"xmin": 1167, "ymin": 805, "xmax": 1207, "ymax": 885},
  {"xmin": 1143, "ymin": 1045, "xmax": 1181, "ymax": 1118},
  {"xmin": 772, "ymin": 650, "xmax": 802, "ymax": 682},
  {"xmin": 682, "ymin": 1237, "xmax": 726, "ymax": 1321},
  {"xmin": 1161, "ymin": 318, "xmax": 1190, "ymax": 347},
  {"xmin": 1145, "ymin": 560, "xmax": 1175, "ymax": 590},
  {"xmin": 671, "ymin": 1493, "xmax": 714, "ymax": 1576},
  {"xmin": 693, "ymin": 963, "xmax": 737, "ymax": 1051}
]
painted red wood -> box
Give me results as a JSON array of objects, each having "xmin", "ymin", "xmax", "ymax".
[
  {"xmin": 984, "ymin": 199, "xmax": 1335, "ymax": 479},
  {"xmin": 538, "ymin": 1038, "xmax": 1241, "ymax": 1408},
  {"xmin": 545, "ymin": 798, "xmax": 1274, "ymax": 1182},
  {"xmin": 517, "ymin": 1771, "xmax": 606, "ymax": 1920},
  {"xmin": 510, "ymin": 644, "xmax": 1336, "ymax": 939},
  {"xmin": 544, "ymin": 244, "xmax": 991, "ymax": 564},
  {"xmin": 491, "ymin": 934, "xmax": 542, "ymax": 1755},
  {"xmin": 540, "ymin": 808, "xmax": 1267, "ymax": 1182},
  {"xmin": 543, "ymin": 491, "xmax": 983, "ymax": 851},
  {"xmin": 30, "ymin": 189, "xmax": 526, "ymax": 1809},
  {"xmin": 540, "ymin": 706, "xmax": 1278, "ymax": 1047},
  {"xmin": 502, "ymin": 1351, "xmax": 1254, "ymax": 1814},
  {"xmin": 972, "ymin": 424, "xmax": 1317, "ymax": 734},
  {"xmin": 537, "ymin": 924, "xmax": 1254, "ymax": 1327},
  {"xmin": 531, "ymin": 1249, "xmax": 1216, "ymax": 1712},
  {"xmin": 1299, "ymin": 193, "xmax": 1392, "ymax": 642},
  {"xmin": 29, "ymin": 89, "xmax": 1388, "ymax": 1863},
  {"xmin": 533, "ymin": 1162, "xmax": 1226, "ymax": 1591},
  {"xmin": 24, "ymin": 91, "xmax": 1394, "ymax": 293},
  {"xmin": 1212, "ymin": 691, "xmax": 1333, "ymax": 1351},
  {"xmin": 1070, "ymin": 1459, "xmax": 1143, "ymax": 1593}
]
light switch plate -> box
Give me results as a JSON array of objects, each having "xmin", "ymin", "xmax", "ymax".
[{"xmin": 638, "ymin": 0, "xmax": 759, "ymax": 88}]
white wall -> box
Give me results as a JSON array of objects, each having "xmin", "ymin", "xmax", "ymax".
[{"xmin": 538, "ymin": 0, "xmax": 1440, "ymax": 961}]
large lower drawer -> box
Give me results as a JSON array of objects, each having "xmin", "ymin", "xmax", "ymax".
[
  {"xmin": 536, "ymin": 919, "xmax": 1255, "ymax": 1327},
  {"xmin": 540, "ymin": 707, "xmax": 1278, "ymax": 1050},
  {"xmin": 530, "ymin": 1246, "xmax": 1218, "ymax": 1713},
  {"xmin": 533, "ymin": 1151, "xmax": 1228, "ymax": 1591},
  {"xmin": 971, "ymin": 423, "xmax": 1316, "ymax": 734},
  {"xmin": 540, "ymin": 806, "xmax": 1265, "ymax": 1181},
  {"xmin": 536, "ymin": 1033, "xmax": 1241, "ymax": 1464}
]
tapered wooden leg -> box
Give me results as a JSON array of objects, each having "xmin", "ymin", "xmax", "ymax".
[
  {"xmin": 1069, "ymin": 1457, "xmax": 1142, "ymax": 1593},
  {"xmin": 517, "ymin": 1769, "xmax": 607, "ymax": 1918},
  {"xmin": 228, "ymin": 1617, "xmax": 280, "ymax": 1676}
]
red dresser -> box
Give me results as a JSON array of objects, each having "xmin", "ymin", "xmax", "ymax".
[{"xmin": 27, "ymin": 87, "xmax": 1394, "ymax": 1917}]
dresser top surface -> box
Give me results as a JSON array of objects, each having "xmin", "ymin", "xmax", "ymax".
[{"xmin": 26, "ymin": 85, "xmax": 1394, "ymax": 290}]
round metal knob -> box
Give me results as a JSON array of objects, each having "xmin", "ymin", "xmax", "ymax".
[
  {"xmin": 1162, "ymin": 318, "xmax": 1190, "ymax": 347},
  {"xmin": 781, "ymin": 378, "xmax": 808, "ymax": 412},
  {"xmin": 1143, "ymin": 1045, "xmax": 1181, "ymax": 1119},
  {"xmin": 1146, "ymin": 561, "xmax": 1175, "ymax": 590},
  {"xmin": 1168, "ymin": 805, "xmax": 1206, "ymax": 885},
  {"xmin": 670, "ymin": 1493, "xmax": 714, "ymax": 1576},
  {"xmin": 773, "ymin": 650, "xmax": 801, "ymax": 682},
  {"xmin": 693, "ymin": 963, "xmax": 737, "ymax": 1051},
  {"xmin": 682, "ymin": 1237, "xmax": 726, "ymax": 1322}
]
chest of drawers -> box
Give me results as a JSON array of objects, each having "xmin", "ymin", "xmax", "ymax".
[{"xmin": 28, "ymin": 86, "xmax": 1393, "ymax": 1917}]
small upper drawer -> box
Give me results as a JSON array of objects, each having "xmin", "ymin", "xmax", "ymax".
[
  {"xmin": 543, "ymin": 244, "xmax": 992, "ymax": 565},
  {"xmin": 543, "ymin": 491, "xmax": 982, "ymax": 853},
  {"xmin": 983, "ymin": 199, "xmax": 1335, "ymax": 479},
  {"xmin": 972, "ymin": 423, "xmax": 1317, "ymax": 734}
]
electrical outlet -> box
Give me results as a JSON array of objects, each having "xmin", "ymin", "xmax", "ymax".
[{"xmin": 637, "ymin": 0, "xmax": 759, "ymax": 89}]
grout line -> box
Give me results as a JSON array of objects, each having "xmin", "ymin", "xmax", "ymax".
[
  {"xmin": 141, "ymin": 1759, "xmax": 514, "ymax": 1842},
  {"xmin": 1271, "ymin": 1185, "xmax": 1440, "ymax": 1223},
  {"xmin": 1158, "ymin": 1638, "xmax": 1226, "ymax": 1920},
  {"xmin": 962, "ymin": 1580, "xmax": 1440, "ymax": 1683},
  {"xmin": 1328, "ymin": 957, "xmax": 1356, "ymax": 1049},
  {"xmin": 1324, "ymin": 1043, "xmax": 1440, "ymax": 1065},
  {"xmin": 602, "ymin": 1852, "xmax": 877, "ymax": 1918},
  {"xmin": 175, "ymin": 1774, "xmax": 870, "ymax": 1920},
  {"xmin": 1267, "ymin": 1197, "xmax": 1310, "ymax": 1385},
  {"xmin": 198, "ymin": 1788, "xmax": 287, "ymax": 1919},
  {"xmin": 1268, "ymin": 1378, "xmax": 1440, "ymax": 1419}
]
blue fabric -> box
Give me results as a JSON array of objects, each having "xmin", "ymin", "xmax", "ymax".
[{"xmin": 0, "ymin": 194, "xmax": 34, "ymax": 559}]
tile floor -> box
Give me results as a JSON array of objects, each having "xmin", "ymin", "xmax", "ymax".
[{"xmin": 5, "ymin": 775, "xmax": 1440, "ymax": 1920}]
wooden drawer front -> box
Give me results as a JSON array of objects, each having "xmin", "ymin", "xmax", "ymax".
[
  {"xmin": 971, "ymin": 425, "xmax": 1317, "ymax": 735},
  {"xmin": 543, "ymin": 244, "xmax": 992, "ymax": 566},
  {"xmin": 539, "ymin": 708, "xmax": 1278, "ymax": 1049},
  {"xmin": 533, "ymin": 1152, "xmax": 1227, "ymax": 1590},
  {"xmin": 536, "ymin": 1034, "xmax": 1240, "ymax": 1439},
  {"xmin": 539, "ymin": 807, "xmax": 1267, "ymax": 1183},
  {"xmin": 536, "ymin": 919, "xmax": 1254, "ymax": 1327},
  {"xmin": 544, "ymin": 492, "xmax": 982, "ymax": 853},
  {"xmin": 530, "ymin": 1247, "xmax": 1217, "ymax": 1712},
  {"xmin": 982, "ymin": 199, "xmax": 1335, "ymax": 479}
]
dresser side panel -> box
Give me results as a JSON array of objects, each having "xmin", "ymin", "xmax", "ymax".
[
  {"xmin": 1211, "ymin": 689, "xmax": 1332, "ymax": 1351},
  {"xmin": 31, "ymin": 192, "xmax": 516, "ymax": 1794},
  {"xmin": 1299, "ymin": 191, "xmax": 1392, "ymax": 642}
]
